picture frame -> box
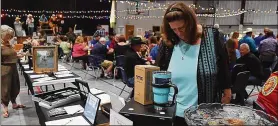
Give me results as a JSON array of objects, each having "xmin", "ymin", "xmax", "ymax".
[
  {"xmin": 46, "ymin": 36, "xmax": 56, "ymax": 44},
  {"xmin": 32, "ymin": 46, "xmax": 58, "ymax": 73},
  {"xmin": 136, "ymin": 28, "xmax": 143, "ymax": 36},
  {"xmin": 117, "ymin": 26, "xmax": 124, "ymax": 35}
]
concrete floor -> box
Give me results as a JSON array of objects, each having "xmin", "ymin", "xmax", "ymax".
[{"xmin": 1, "ymin": 62, "xmax": 260, "ymax": 125}]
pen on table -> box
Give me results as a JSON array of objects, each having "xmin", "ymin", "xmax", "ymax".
[
  {"xmin": 71, "ymin": 109, "xmax": 83, "ymax": 115},
  {"xmin": 63, "ymin": 119, "xmax": 73, "ymax": 125}
]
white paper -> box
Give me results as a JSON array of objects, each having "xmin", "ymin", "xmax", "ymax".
[
  {"xmin": 110, "ymin": 109, "xmax": 133, "ymax": 125},
  {"xmin": 64, "ymin": 105, "xmax": 84, "ymax": 115},
  {"xmin": 30, "ymin": 74, "xmax": 47, "ymax": 79},
  {"xmin": 90, "ymin": 88, "xmax": 104, "ymax": 95},
  {"xmin": 58, "ymin": 65, "xmax": 66, "ymax": 68},
  {"xmin": 58, "ymin": 68, "xmax": 68, "ymax": 71},
  {"xmin": 22, "ymin": 65, "xmax": 29, "ymax": 68},
  {"xmin": 108, "ymin": 92, "xmax": 125, "ymax": 112},
  {"xmin": 45, "ymin": 116, "xmax": 90, "ymax": 125},
  {"xmin": 33, "ymin": 77, "xmax": 55, "ymax": 82},
  {"xmin": 55, "ymin": 74, "xmax": 74, "ymax": 78},
  {"xmin": 96, "ymin": 94, "xmax": 110, "ymax": 105},
  {"xmin": 24, "ymin": 71, "xmax": 34, "ymax": 73},
  {"xmin": 58, "ymin": 64, "xmax": 64, "ymax": 67},
  {"xmin": 55, "ymin": 71, "xmax": 72, "ymax": 75},
  {"xmin": 58, "ymin": 67, "xmax": 67, "ymax": 69}
]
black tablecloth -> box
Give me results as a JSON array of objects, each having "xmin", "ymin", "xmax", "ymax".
[{"xmin": 119, "ymin": 99, "xmax": 176, "ymax": 126}]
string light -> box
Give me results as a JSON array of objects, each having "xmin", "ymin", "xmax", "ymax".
[
  {"xmin": 2, "ymin": 7, "xmax": 276, "ymax": 14},
  {"xmin": 1, "ymin": 9, "xmax": 110, "ymax": 14},
  {"xmin": 2, "ymin": 9, "xmax": 277, "ymax": 20},
  {"xmin": 0, "ymin": 13, "xmax": 110, "ymax": 19}
]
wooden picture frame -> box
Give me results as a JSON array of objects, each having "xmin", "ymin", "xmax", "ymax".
[
  {"xmin": 32, "ymin": 46, "xmax": 58, "ymax": 73},
  {"xmin": 136, "ymin": 28, "xmax": 143, "ymax": 36}
]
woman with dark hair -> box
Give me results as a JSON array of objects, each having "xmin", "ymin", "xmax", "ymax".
[
  {"xmin": 156, "ymin": 2, "xmax": 231, "ymax": 125},
  {"xmin": 231, "ymin": 31, "xmax": 239, "ymax": 49},
  {"xmin": 226, "ymin": 32, "xmax": 241, "ymax": 70},
  {"xmin": 114, "ymin": 35, "xmax": 129, "ymax": 57},
  {"xmin": 148, "ymin": 36, "xmax": 158, "ymax": 51}
]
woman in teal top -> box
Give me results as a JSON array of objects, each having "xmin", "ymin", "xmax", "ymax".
[
  {"xmin": 168, "ymin": 40, "xmax": 200, "ymax": 117},
  {"xmin": 156, "ymin": 2, "xmax": 232, "ymax": 125}
]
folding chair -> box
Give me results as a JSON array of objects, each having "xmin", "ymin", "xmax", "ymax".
[
  {"xmin": 17, "ymin": 59, "xmax": 24, "ymax": 75},
  {"xmin": 84, "ymin": 55, "xmax": 104, "ymax": 79},
  {"xmin": 118, "ymin": 67, "xmax": 133, "ymax": 98},
  {"xmin": 113, "ymin": 55, "xmax": 125, "ymax": 81},
  {"xmin": 232, "ymin": 71, "xmax": 250, "ymax": 105},
  {"xmin": 248, "ymin": 58, "xmax": 276, "ymax": 97},
  {"xmin": 23, "ymin": 72, "xmax": 34, "ymax": 95},
  {"xmin": 247, "ymin": 68, "xmax": 270, "ymax": 97},
  {"xmin": 69, "ymin": 57, "xmax": 84, "ymax": 71},
  {"xmin": 75, "ymin": 79, "xmax": 91, "ymax": 103},
  {"xmin": 62, "ymin": 53, "xmax": 71, "ymax": 63}
]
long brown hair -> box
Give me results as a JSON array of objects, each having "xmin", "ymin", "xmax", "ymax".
[
  {"xmin": 162, "ymin": 2, "xmax": 198, "ymax": 45},
  {"xmin": 226, "ymin": 39, "xmax": 236, "ymax": 65},
  {"xmin": 231, "ymin": 31, "xmax": 239, "ymax": 39}
]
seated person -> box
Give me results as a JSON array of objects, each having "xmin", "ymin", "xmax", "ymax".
[
  {"xmin": 124, "ymin": 37, "xmax": 148, "ymax": 87},
  {"xmin": 256, "ymin": 71, "xmax": 278, "ymax": 119},
  {"xmin": 140, "ymin": 43, "xmax": 149, "ymax": 59},
  {"xmin": 258, "ymin": 31, "xmax": 278, "ymax": 68},
  {"xmin": 237, "ymin": 43, "xmax": 264, "ymax": 82},
  {"xmin": 37, "ymin": 30, "xmax": 47, "ymax": 45},
  {"xmin": 234, "ymin": 43, "xmax": 264, "ymax": 104},
  {"xmin": 72, "ymin": 36, "xmax": 89, "ymax": 69},
  {"xmin": 150, "ymin": 36, "xmax": 162, "ymax": 60},
  {"xmin": 59, "ymin": 36, "xmax": 71, "ymax": 62},
  {"xmin": 90, "ymin": 34, "xmax": 101, "ymax": 46},
  {"xmin": 91, "ymin": 37, "xmax": 113, "ymax": 78}
]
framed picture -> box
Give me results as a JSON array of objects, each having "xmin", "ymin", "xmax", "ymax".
[
  {"xmin": 136, "ymin": 28, "xmax": 143, "ymax": 36},
  {"xmin": 47, "ymin": 36, "xmax": 56, "ymax": 44},
  {"xmin": 32, "ymin": 46, "xmax": 58, "ymax": 73},
  {"xmin": 117, "ymin": 26, "xmax": 124, "ymax": 35}
]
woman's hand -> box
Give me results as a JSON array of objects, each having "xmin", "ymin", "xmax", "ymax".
[
  {"xmin": 83, "ymin": 46, "xmax": 89, "ymax": 51},
  {"xmin": 221, "ymin": 89, "xmax": 232, "ymax": 104},
  {"xmin": 108, "ymin": 48, "xmax": 114, "ymax": 54},
  {"xmin": 17, "ymin": 53, "xmax": 25, "ymax": 58}
]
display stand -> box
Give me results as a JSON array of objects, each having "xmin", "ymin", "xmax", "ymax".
[{"xmin": 120, "ymin": 99, "xmax": 176, "ymax": 126}]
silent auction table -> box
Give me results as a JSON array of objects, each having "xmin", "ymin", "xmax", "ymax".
[
  {"xmin": 22, "ymin": 64, "xmax": 82, "ymax": 94},
  {"xmin": 35, "ymin": 99, "xmax": 109, "ymax": 126},
  {"xmin": 20, "ymin": 64, "xmax": 109, "ymax": 125}
]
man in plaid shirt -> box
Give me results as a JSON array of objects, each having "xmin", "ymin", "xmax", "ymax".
[{"xmin": 93, "ymin": 24, "xmax": 106, "ymax": 37}]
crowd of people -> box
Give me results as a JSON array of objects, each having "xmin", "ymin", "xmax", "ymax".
[
  {"xmin": 1, "ymin": 1, "xmax": 278, "ymax": 124},
  {"xmin": 13, "ymin": 13, "xmax": 64, "ymax": 37}
]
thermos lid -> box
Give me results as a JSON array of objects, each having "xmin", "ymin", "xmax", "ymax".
[{"xmin": 153, "ymin": 71, "xmax": 171, "ymax": 78}]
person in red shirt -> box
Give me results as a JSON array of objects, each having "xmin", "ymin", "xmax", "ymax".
[
  {"xmin": 72, "ymin": 36, "xmax": 89, "ymax": 69},
  {"xmin": 257, "ymin": 71, "xmax": 278, "ymax": 119}
]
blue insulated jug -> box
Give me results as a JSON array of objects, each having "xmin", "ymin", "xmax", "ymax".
[{"xmin": 152, "ymin": 71, "xmax": 178, "ymax": 109}]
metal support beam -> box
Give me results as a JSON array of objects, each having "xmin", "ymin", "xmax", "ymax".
[
  {"xmin": 212, "ymin": 0, "xmax": 216, "ymax": 25},
  {"xmin": 240, "ymin": 0, "xmax": 246, "ymax": 24}
]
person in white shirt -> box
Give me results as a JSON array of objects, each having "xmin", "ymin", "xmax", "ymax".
[{"xmin": 26, "ymin": 14, "xmax": 34, "ymax": 36}]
